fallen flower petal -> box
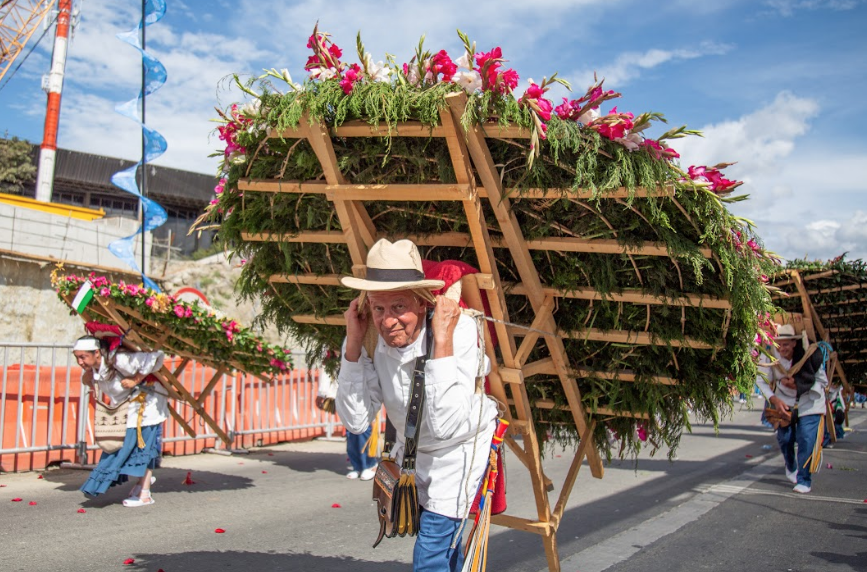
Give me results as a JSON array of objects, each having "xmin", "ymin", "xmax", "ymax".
[
  {"xmin": 0, "ymin": 484, "xmax": 6, "ymax": 487},
  {"xmin": 331, "ymin": 503, "xmax": 342, "ymax": 508},
  {"xmin": 11, "ymin": 498, "xmax": 22, "ymax": 502},
  {"xmin": 123, "ymin": 558, "xmax": 135, "ymax": 565},
  {"xmin": 745, "ymin": 454, "xmax": 753, "ymax": 458},
  {"xmin": 826, "ymin": 463, "xmax": 833, "ymax": 469},
  {"xmin": 183, "ymin": 471, "xmax": 196, "ymax": 485},
  {"xmin": 77, "ymin": 508, "xmax": 87, "ymax": 513},
  {"xmin": 37, "ymin": 475, "xmax": 44, "ymax": 479},
  {"xmin": 215, "ymin": 528, "xmax": 226, "ymax": 533},
  {"xmin": 262, "ymin": 471, "xmax": 268, "ymax": 474},
  {"xmin": 29, "ymin": 501, "xmax": 37, "ymax": 506}
]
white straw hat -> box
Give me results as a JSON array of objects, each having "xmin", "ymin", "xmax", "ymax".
[
  {"xmin": 774, "ymin": 323, "xmax": 800, "ymax": 340},
  {"xmin": 340, "ymin": 239, "xmax": 445, "ymax": 292}
]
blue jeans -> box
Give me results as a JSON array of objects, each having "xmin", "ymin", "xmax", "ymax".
[
  {"xmin": 776, "ymin": 413, "xmax": 821, "ymax": 487},
  {"xmin": 412, "ymin": 508, "xmax": 465, "ymax": 572},
  {"xmin": 346, "ymin": 426, "xmax": 376, "ymax": 472}
]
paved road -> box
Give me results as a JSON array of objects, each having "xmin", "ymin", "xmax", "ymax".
[{"xmin": 2, "ymin": 405, "xmax": 864, "ymax": 572}]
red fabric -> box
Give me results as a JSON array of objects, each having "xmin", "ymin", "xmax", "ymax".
[
  {"xmin": 422, "ymin": 259, "xmax": 506, "ymax": 515},
  {"xmin": 84, "ymin": 322, "xmax": 125, "ymax": 351}
]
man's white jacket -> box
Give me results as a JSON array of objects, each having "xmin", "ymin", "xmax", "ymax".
[{"xmin": 337, "ymin": 314, "xmax": 498, "ymax": 518}]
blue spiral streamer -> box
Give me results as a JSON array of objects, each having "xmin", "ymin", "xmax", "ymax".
[{"xmin": 108, "ymin": 0, "xmax": 168, "ymax": 292}]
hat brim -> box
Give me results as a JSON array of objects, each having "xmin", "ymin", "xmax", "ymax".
[
  {"xmin": 775, "ymin": 334, "xmax": 801, "ymax": 340},
  {"xmin": 340, "ymin": 276, "xmax": 445, "ymax": 292}
]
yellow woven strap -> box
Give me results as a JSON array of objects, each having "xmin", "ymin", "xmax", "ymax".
[
  {"xmin": 803, "ymin": 415, "xmax": 825, "ymax": 474},
  {"xmin": 132, "ymin": 392, "xmax": 148, "ymax": 449},
  {"xmin": 364, "ymin": 413, "xmax": 381, "ymax": 458}
]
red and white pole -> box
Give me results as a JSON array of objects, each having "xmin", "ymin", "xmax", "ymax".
[{"xmin": 35, "ymin": 0, "xmax": 73, "ymax": 203}]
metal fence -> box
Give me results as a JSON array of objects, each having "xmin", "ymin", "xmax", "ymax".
[{"xmin": 0, "ymin": 342, "xmax": 340, "ymax": 472}]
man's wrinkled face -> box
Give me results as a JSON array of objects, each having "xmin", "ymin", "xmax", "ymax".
[
  {"xmin": 778, "ymin": 339, "xmax": 797, "ymax": 360},
  {"xmin": 368, "ymin": 291, "xmax": 425, "ymax": 348},
  {"xmin": 73, "ymin": 350, "xmax": 101, "ymax": 370}
]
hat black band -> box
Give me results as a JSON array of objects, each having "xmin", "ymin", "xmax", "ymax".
[{"xmin": 365, "ymin": 268, "xmax": 425, "ymax": 282}]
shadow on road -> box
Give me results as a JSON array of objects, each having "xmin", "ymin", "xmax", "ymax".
[{"xmin": 128, "ymin": 550, "xmax": 406, "ymax": 572}]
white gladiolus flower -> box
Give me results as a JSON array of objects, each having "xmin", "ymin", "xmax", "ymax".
[
  {"xmin": 280, "ymin": 68, "xmax": 292, "ymax": 84},
  {"xmin": 453, "ymin": 70, "xmax": 482, "ymax": 93},
  {"xmin": 368, "ymin": 60, "xmax": 391, "ymax": 82},
  {"xmin": 406, "ymin": 66, "xmax": 420, "ymax": 86},
  {"xmin": 455, "ymin": 53, "xmax": 472, "ymax": 70},
  {"xmin": 241, "ymin": 99, "xmax": 261, "ymax": 118},
  {"xmin": 578, "ymin": 108, "xmax": 600, "ymax": 125},
  {"xmin": 615, "ymin": 132, "xmax": 643, "ymax": 152}
]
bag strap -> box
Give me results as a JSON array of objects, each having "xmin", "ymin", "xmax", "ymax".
[{"xmin": 401, "ymin": 310, "xmax": 434, "ymax": 472}]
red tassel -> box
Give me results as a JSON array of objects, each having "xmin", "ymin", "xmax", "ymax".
[{"xmin": 183, "ymin": 471, "xmax": 195, "ymax": 485}]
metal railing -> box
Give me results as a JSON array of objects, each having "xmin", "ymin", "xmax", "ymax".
[{"xmin": 0, "ymin": 342, "xmax": 339, "ymax": 472}]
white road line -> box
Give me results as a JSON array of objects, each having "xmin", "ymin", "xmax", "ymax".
[{"xmin": 550, "ymin": 459, "xmax": 780, "ymax": 572}]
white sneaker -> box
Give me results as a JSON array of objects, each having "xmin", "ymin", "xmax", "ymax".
[
  {"xmin": 793, "ymin": 484, "xmax": 811, "ymax": 494},
  {"xmin": 785, "ymin": 468, "xmax": 797, "ymax": 484},
  {"xmin": 359, "ymin": 468, "xmax": 377, "ymax": 481},
  {"xmin": 346, "ymin": 471, "xmax": 360, "ymax": 480}
]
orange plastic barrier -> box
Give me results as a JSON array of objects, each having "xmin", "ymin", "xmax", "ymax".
[{"xmin": 0, "ymin": 358, "xmax": 337, "ymax": 472}]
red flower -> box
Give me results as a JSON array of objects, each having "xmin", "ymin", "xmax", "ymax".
[
  {"xmin": 123, "ymin": 559, "xmax": 135, "ymax": 565},
  {"xmin": 77, "ymin": 508, "xmax": 86, "ymax": 513},
  {"xmin": 331, "ymin": 503, "xmax": 342, "ymax": 508},
  {"xmin": 429, "ymin": 50, "xmax": 457, "ymax": 83}
]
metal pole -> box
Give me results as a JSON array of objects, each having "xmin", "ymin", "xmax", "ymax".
[{"xmin": 140, "ymin": 0, "xmax": 147, "ymax": 274}]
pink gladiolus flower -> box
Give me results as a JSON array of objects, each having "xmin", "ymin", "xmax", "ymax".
[
  {"xmin": 643, "ymin": 139, "xmax": 680, "ymax": 161},
  {"xmin": 637, "ymin": 425, "xmax": 648, "ymax": 442},
  {"xmin": 173, "ymin": 305, "xmax": 187, "ymax": 318},
  {"xmin": 145, "ymin": 297, "xmax": 155, "ymax": 307},
  {"xmin": 100, "ymin": 287, "xmax": 111, "ymax": 297},
  {"xmin": 500, "ymin": 68, "xmax": 519, "ymax": 92},
  {"xmin": 536, "ymin": 98, "xmax": 553, "ymax": 122},
  {"xmin": 524, "ymin": 83, "xmax": 544, "ymax": 100},
  {"xmin": 429, "ymin": 50, "xmax": 457, "ymax": 83}
]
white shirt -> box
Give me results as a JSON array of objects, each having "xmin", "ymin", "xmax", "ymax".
[
  {"xmin": 92, "ymin": 351, "xmax": 168, "ymax": 428},
  {"xmin": 336, "ymin": 314, "xmax": 498, "ymax": 518},
  {"xmin": 756, "ymin": 346, "xmax": 827, "ymax": 417}
]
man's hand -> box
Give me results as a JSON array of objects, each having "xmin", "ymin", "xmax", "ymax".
[
  {"xmin": 431, "ymin": 295, "xmax": 460, "ymax": 359},
  {"xmin": 769, "ymin": 395, "xmax": 791, "ymax": 421},
  {"xmin": 315, "ymin": 396, "xmax": 326, "ymax": 409},
  {"xmin": 343, "ymin": 297, "xmax": 368, "ymax": 362},
  {"xmin": 780, "ymin": 376, "xmax": 796, "ymax": 390}
]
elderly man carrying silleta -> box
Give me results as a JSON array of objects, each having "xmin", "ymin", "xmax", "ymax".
[
  {"xmin": 335, "ymin": 239, "xmax": 498, "ymax": 572},
  {"xmin": 756, "ymin": 323, "xmax": 828, "ymax": 494}
]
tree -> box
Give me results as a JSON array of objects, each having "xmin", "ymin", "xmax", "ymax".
[{"xmin": 0, "ymin": 135, "xmax": 37, "ymax": 195}]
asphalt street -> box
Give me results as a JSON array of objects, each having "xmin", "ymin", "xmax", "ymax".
[{"xmin": 1, "ymin": 404, "xmax": 865, "ymax": 572}]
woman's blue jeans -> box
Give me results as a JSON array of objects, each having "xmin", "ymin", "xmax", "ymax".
[
  {"xmin": 412, "ymin": 508, "xmax": 465, "ymax": 572},
  {"xmin": 346, "ymin": 426, "xmax": 376, "ymax": 472}
]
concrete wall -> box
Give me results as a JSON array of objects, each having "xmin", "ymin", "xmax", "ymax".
[
  {"xmin": 0, "ymin": 202, "xmax": 150, "ymax": 271},
  {"xmin": 0, "ymin": 256, "xmax": 88, "ymax": 344}
]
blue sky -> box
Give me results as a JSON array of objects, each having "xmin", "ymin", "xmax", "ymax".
[{"xmin": 1, "ymin": 0, "xmax": 865, "ymax": 261}]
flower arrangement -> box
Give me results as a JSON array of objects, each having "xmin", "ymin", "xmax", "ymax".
[
  {"xmin": 199, "ymin": 26, "xmax": 777, "ymax": 457},
  {"xmin": 771, "ymin": 255, "xmax": 867, "ymax": 388},
  {"xmin": 52, "ymin": 269, "xmax": 294, "ymax": 378}
]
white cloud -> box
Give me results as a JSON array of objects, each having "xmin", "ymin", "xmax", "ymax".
[
  {"xmin": 570, "ymin": 42, "xmax": 733, "ymax": 88},
  {"xmin": 677, "ymin": 91, "xmax": 867, "ymax": 261}
]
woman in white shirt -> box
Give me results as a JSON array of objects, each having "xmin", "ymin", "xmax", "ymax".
[{"xmin": 73, "ymin": 335, "xmax": 168, "ymax": 507}]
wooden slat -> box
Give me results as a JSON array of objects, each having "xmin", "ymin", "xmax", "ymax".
[
  {"xmin": 270, "ymin": 274, "xmax": 342, "ymax": 285},
  {"xmin": 329, "ymin": 183, "xmax": 474, "ymax": 202},
  {"xmin": 238, "ymin": 178, "xmax": 676, "ymax": 201},
  {"xmin": 551, "ymin": 421, "xmax": 595, "ymax": 529},
  {"xmin": 491, "ymin": 514, "xmax": 551, "ymax": 535},
  {"xmin": 330, "ymin": 120, "xmax": 444, "ymax": 138},
  {"xmin": 562, "ymin": 328, "xmax": 718, "ymax": 349},
  {"xmin": 521, "ymin": 358, "xmax": 678, "ymax": 385},
  {"xmin": 807, "ymin": 283, "xmax": 867, "ymax": 296},
  {"xmin": 534, "ymin": 399, "xmax": 651, "ymax": 419},
  {"xmin": 196, "ymin": 368, "xmax": 226, "ymax": 407},
  {"xmin": 514, "ymin": 296, "xmax": 555, "ymax": 367},
  {"xmin": 506, "ymin": 284, "xmax": 731, "ymax": 309},
  {"xmin": 772, "ymin": 269, "xmax": 838, "ymax": 287},
  {"xmin": 292, "ymin": 314, "xmax": 346, "ymax": 326},
  {"xmin": 241, "ymin": 231, "xmax": 345, "ymax": 243},
  {"xmin": 523, "ymin": 236, "xmax": 712, "ymax": 258}
]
